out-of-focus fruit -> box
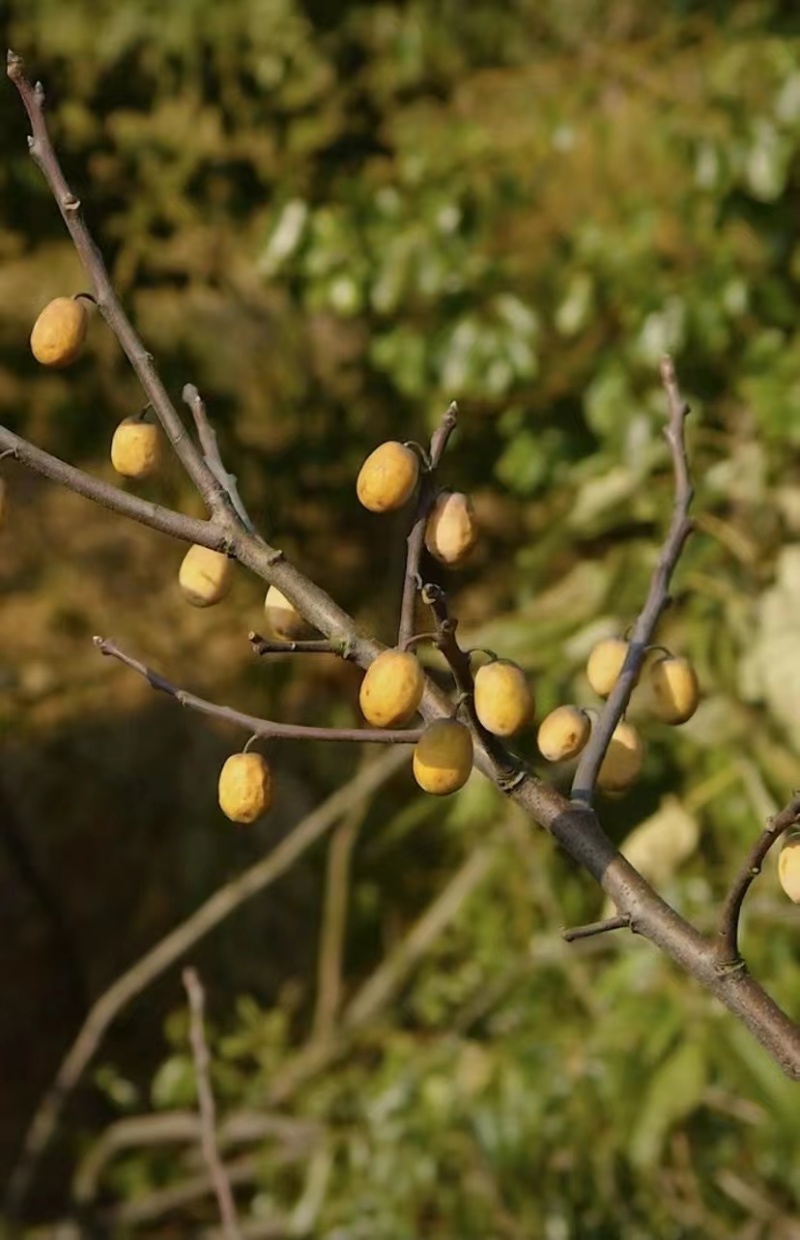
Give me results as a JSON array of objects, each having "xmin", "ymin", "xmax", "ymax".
[
  {"xmin": 179, "ymin": 544, "xmax": 234, "ymax": 607},
  {"xmin": 424, "ymin": 491, "xmax": 478, "ymax": 566},
  {"xmin": 264, "ymin": 585, "xmax": 316, "ymax": 641},
  {"xmin": 356, "ymin": 441, "xmax": 420, "ymax": 512},
  {"xmin": 30, "ymin": 297, "xmax": 88, "ymax": 367},
  {"xmin": 359, "ymin": 649, "xmax": 424, "ymax": 728},
  {"xmin": 778, "ymin": 834, "xmax": 800, "ymax": 903},
  {"xmin": 473, "ymin": 659, "xmax": 533, "ymax": 737},
  {"xmin": 597, "ymin": 721, "xmax": 644, "ymax": 792},
  {"xmin": 413, "ymin": 719, "xmax": 474, "ymax": 795},
  {"xmin": 537, "ymin": 705, "xmax": 591, "ymax": 762},
  {"xmin": 218, "ymin": 752, "xmax": 273, "ymax": 823}
]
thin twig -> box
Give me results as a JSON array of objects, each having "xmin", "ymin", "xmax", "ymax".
[
  {"xmin": 571, "ymin": 354, "xmax": 694, "ymax": 804},
  {"xmin": 398, "ymin": 402, "xmax": 458, "ymax": 649},
  {"xmin": 3, "ymin": 748, "xmax": 406, "ymax": 1217},
  {"xmin": 715, "ymin": 793, "xmax": 800, "ymax": 969},
  {"xmin": 183, "ymin": 968, "xmax": 243, "ymax": 1240},
  {"xmin": 311, "ymin": 793, "xmax": 366, "ymax": 1039},
  {"xmin": 95, "ymin": 636, "xmax": 423, "ymax": 745},
  {"xmin": 183, "ymin": 384, "xmax": 257, "ymax": 534},
  {"xmin": 249, "ymin": 632, "xmax": 342, "ymax": 657},
  {"xmin": 562, "ymin": 914, "xmax": 631, "ymax": 943}
]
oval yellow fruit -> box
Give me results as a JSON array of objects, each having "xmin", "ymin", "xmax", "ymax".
[
  {"xmin": 356, "ymin": 441, "xmax": 420, "ymax": 513},
  {"xmin": 647, "ymin": 654, "xmax": 699, "ymax": 725},
  {"xmin": 473, "ymin": 660, "xmax": 533, "ymax": 737},
  {"xmin": 586, "ymin": 637, "xmax": 629, "ymax": 697},
  {"xmin": 778, "ymin": 835, "xmax": 800, "ymax": 903},
  {"xmin": 218, "ymin": 752, "xmax": 273, "ymax": 823},
  {"xmin": 264, "ymin": 585, "xmax": 316, "ymax": 641},
  {"xmin": 359, "ymin": 649, "xmax": 424, "ymax": 728},
  {"xmin": 537, "ymin": 705, "xmax": 591, "ymax": 762},
  {"xmin": 413, "ymin": 719, "xmax": 474, "ymax": 795},
  {"xmin": 30, "ymin": 297, "xmax": 88, "ymax": 367},
  {"xmin": 179, "ymin": 544, "xmax": 234, "ymax": 607},
  {"xmin": 597, "ymin": 721, "xmax": 644, "ymax": 793},
  {"xmin": 110, "ymin": 417, "xmax": 162, "ymax": 480},
  {"xmin": 424, "ymin": 492, "xmax": 478, "ymax": 566}
]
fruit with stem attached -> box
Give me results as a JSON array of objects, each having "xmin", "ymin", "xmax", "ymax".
[
  {"xmin": 424, "ymin": 491, "xmax": 478, "ymax": 566},
  {"xmin": 538, "ymin": 705, "xmax": 591, "ymax": 762},
  {"xmin": 474, "ymin": 659, "xmax": 533, "ymax": 737},
  {"xmin": 179, "ymin": 545, "xmax": 234, "ymax": 607},
  {"xmin": 587, "ymin": 637, "xmax": 629, "ymax": 697},
  {"xmin": 357, "ymin": 441, "xmax": 420, "ymax": 512},
  {"xmin": 30, "ymin": 297, "xmax": 88, "ymax": 367},
  {"xmin": 218, "ymin": 752, "xmax": 273, "ymax": 823},
  {"xmin": 111, "ymin": 416, "xmax": 162, "ymax": 480},
  {"xmin": 647, "ymin": 654, "xmax": 699, "ymax": 725},
  {"xmin": 359, "ymin": 649, "xmax": 424, "ymax": 728},
  {"xmin": 413, "ymin": 719, "xmax": 474, "ymax": 795}
]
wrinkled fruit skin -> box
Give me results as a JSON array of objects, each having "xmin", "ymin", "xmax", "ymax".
[
  {"xmin": 111, "ymin": 418, "xmax": 162, "ymax": 479},
  {"xmin": 357, "ymin": 441, "xmax": 420, "ymax": 513},
  {"xmin": 648, "ymin": 655, "xmax": 699, "ymax": 725},
  {"xmin": 360, "ymin": 649, "xmax": 424, "ymax": 728},
  {"xmin": 413, "ymin": 719, "xmax": 474, "ymax": 795},
  {"xmin": 424, "ymin": 492, "xmax": 478, "ymax": 566},
  {"xmin": 179, "ymin": 545, "xmax": 234, "ymax": 607},
  {"xmin": 586, "ymin": 637, "xmax": 629, "ymax": 697},
  {"xmin": 218, "ymin": 753, "xmax": 273, "ymax": 823},
  {"xmin": 778, "ymin": 835, "xmax": 800, "ymax": 903},
  {"xmin": 597, "ymin": 721, "xmax": 644, "ymax": 792},
  {"xmin": 474, "ymin": 660, "xmax": 533, "ymax": 737},
  {"xmin": 537, "ymin": 705, "xmax": 591, "ymax": 762},
  {"xmin": 30, "ymin": 297, "xmax": 88, "ymax": 367},
  {"xmin": 264, "ymin": 585, "xmax": 316, "ymax": 641}
]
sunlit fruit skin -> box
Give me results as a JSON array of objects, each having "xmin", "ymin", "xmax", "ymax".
[
  {"xmin": 647, "ymin": 654, "xmax": 699, "ymax": 725},
  {"xmin": 179, "ymin": 544, "xmax": 234, "ymax": 607},
  {"xmin": 424, "ymin": 491, "xmax": 478, "ymax": 566},
  {"xmin": 537, "ymin": 705, "xmax": 591, "ymax": 762},
  {"xmin": 30, "ymin": 297, "xmax": 88, "ymax": 367},
  {"xmin": 778, "ymin": 835, "xmax": 800, "ymax": 903},
  {"xmin": 473, "ymin": 660, "xmax": 533, "ymax": 737},
  {"xmin": 357, "ymin": 441, "xmax": 420, "ymax": 512},
  {"xmin": 359, "ymin": 649, "xmax": 424, "ymax": 728},
  {"xmin": 413, "ymin": 719, "xmax": 474, "ymax": 795},
  {"xmin": 110, "ymin": 418, "xmax": 162, "ymax": 479},
  {"xmin": 586, "ymin": 637, "xmax": 629, "ymax": 697},
  {"xmin": 597, "ymin": 721, "xmax": 644, "ymax": 792},
  {"xmin": 218, "ymin": 752, "xmax": 273, "ymax": 823},
  {"xmin": 264, "ymin": 585, "xmax": 315, "ymax": 640}
]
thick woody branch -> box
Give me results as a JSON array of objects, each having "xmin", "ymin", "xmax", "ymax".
[{"xmin": 571, "ymin": 355, "xmax": 694, "ymax": 803}]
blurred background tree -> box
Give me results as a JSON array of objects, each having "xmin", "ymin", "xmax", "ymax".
[{"xmin": 1, "ymin": 0, "xmax": 799, "ymax": 1234}]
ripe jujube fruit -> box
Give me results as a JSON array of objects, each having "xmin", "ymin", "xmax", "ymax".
[
  {"xmin": 179, "ymin": 545, "xmax": 234, "ymax": 607},
  {"xmin": 647, "ymin": 654, "xmax": 699, "ymax": 725},
  {"xmin": 586, "ymin": 637, "xmax": 629, "ymax": 697},
  {"xmin": 218, "ymin": 752, "xmax": 273, "ymax": 823},
  {"xmin": 413, "ymin": 719, "xmax": 474, "ymax": 795},
  {"xmin": 778, "ymin": 835, "xmax": 800, "ymax": 903},
  {"xmin": 597, "ymin": 721, "xmax": 644, "ymax": 793},
  {"xmin": 30, "ymin": 297, "xmax": 88, "ymax": 367},
  {"xmin": 473, "ymin": 659, "xmax": 533, "ymax": 737},
  {"xmin": 111, "ymin": 417, "xmax": 162, "ymax": 480},
  {"xmin": 264, "ymin": 586, "xmax": 315, "ymax": 641},
  {"xmin": 424, "ymin": 491, "xmax": 478, "ymax": 566},
  {"xmin": 359, "ymin": 649, "xmax": 424, "ymax": 728},
  {"xmin": 537, "ymin": 705, "xmax": 591, "ymax": 762},
  {"xmin": 357, "ymin": 441, "xmax": 419, "ymax": 513}
]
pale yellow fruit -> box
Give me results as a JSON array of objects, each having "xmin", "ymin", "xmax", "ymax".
[
  {"xmin": 179, "ymin": 544, "xmax": 234, "ymax": 607},
  {"xmin": 473, "ymin": 660, "xmax": 533, "ymax": 737},
  {"xmin": 359, "ymin": 649, "xmax": 424, "ymax": 728},
  {"xmin": 218, "ymin": 752, "xmax": 273, "ymax": 823},
  {"xmin": 597, "ymin": 721, "xmax": 644, "ymax": 792},
  {"xmin": 413, "ymin": 719, "xmax": 474, "ymax": 795},
  {"xmin": 586, "ymin": 637, "xmax": 629, "ymax": 697},
  {"xmin": 357, "ymin": 441, "xmax": 420, "ymax": 512},
  {"xmin": 537, "ymin": 705, "xmax": 591, "ymax": 762},
  {"xmin": 778, "ymin": 835, "xmax": 800, "ymax": 903},
  {"xmin": 647, "ymin": 654, "xmax": 699, "ymax": 725},
  {"xmin": 264, "ymin": 585, "xmax": 316, "ymax": 641},
  {"xmin": 424, "ymin": 492, "xmax": 478, "ymax": 566},
  {"xmin": 30, "ymin": 297, "xmax": 88, "ymax": 367},
  {"xmin": 110, "ymin": 417, "xmax": 162, "ymax": 479}
]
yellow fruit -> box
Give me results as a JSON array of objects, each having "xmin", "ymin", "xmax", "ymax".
[
  {"xmin": 778, "ymin": 835, "xmax": 800, "ymax": 903},
  {"xmin": 110, "ymin": 417, "xmax": 162, "ymax": 479},
  {"xmin": 586, "ymin": 637, "xmax": 629, "ymax": 697},
  {"xmin": 424, "ymin": 492, "xmax": 478, "ymax": 566},
  {"xmin": 473, "ymin": 660, "xmax": 533, "ymax": 737},
  {"xmin": 356, "ymin": 441, "xmax": 420, "ymax": 512},
  {"xmin": 179, "ymin": 544, "xmax": 234, "ymax": 607},
  {"xmin": 597, "ymin": 721, "xmax": 644, "ymax": 793},
  {"xmin": 647, "ymin": 654, "xmax": 699, "ymax": 725},
  {"xmin": 413, "ymin": 719, "xmax": 474, "ymax": 795},
  {"xmin": 218, "ymin": 752, "xmax": 273, "ymax": 823},
  {"xmin": 264, "ymin": 585, "xmax": 315, "ymax": 641},
  {"xmin": 30, "ymin": 297, "xmax": 88, "ymax": 367},
  {"xmin": 359, "ymin": 649, "xmax": 424, "ymax": 728},
  {"xmin": 537, "ymin": 705, "xmax": 591, "ymax": 762}
]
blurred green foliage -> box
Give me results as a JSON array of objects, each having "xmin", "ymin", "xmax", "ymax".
[{"xmin": 3, "ymin": 0, "xmax": 800, "ymax": 1235}]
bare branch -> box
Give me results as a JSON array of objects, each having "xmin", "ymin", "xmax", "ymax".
[
  {"xmin": 571, "ymin": 354, "xmax": 694, "ymax": 803},
  {"xmin": 183, "ymin": 384, "xmax": 257, "ymax": 534},
  {"xmin": 249, "ymin": 631, "xmax": 344, "ymax": 658},
  {"xmin": 183, "ymin": 968, "xmax": 243, "ymax": 1240},
  {"xmin": 715, "ymin": 793, "xmax": 800, "ymax": 969}
]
